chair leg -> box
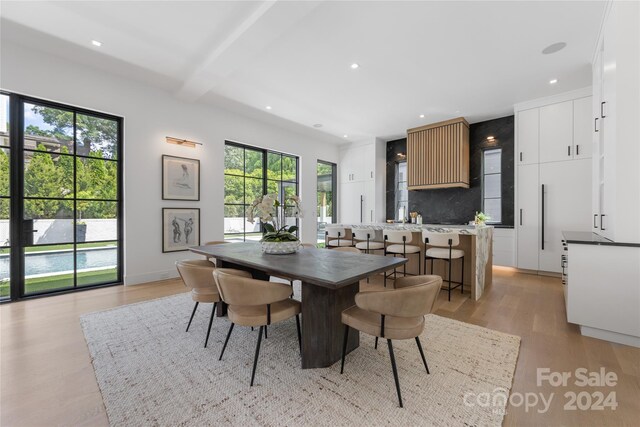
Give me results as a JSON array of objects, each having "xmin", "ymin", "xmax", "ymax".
[
  {"xmin": 218, "ymin": 322, "xmax": 234, "ymax": 361},
  {"xmin": 340, "ymin": 325, "xmax": 349, "ymax": 374},
  {"xmin": 290, "ymin": 280, "xmax": 294, "ymax": 298},
  {"xmin": 387, "ymin": 339, "xmax": 403, "ymax": 408},
  {"xmin": 415, "ymin": 337, "xmax": 430, "ymax": 374},
  {"xmin": 461, "ymin": 257, "xmax": 464, "ymax": 294},
  {"xmin": 250, "ymin": 326, "xmax": 264, "ymax": 386},
  {"xmin": 204, "ymin": 302, "xmax": 217, "ymax": 348},
  {"xmin": 264, "ymin": 325, "xmax": 268, "ymax": 339},
  {"xmin": 374, "ymin": 336, "xmax": 378, "ymax": 349},
  {"xmin": 295, "ymin": 314, "xmax": 302, "ymax": 355},
  {"xmin": 186, "ymin": 302, "xmax": 199, "ymax": 332}
]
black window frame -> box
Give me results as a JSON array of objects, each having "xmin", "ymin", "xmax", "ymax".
[
  {"xmin": 482, "ymin": 147, "xmax": 502, "ymax": 224},
  {"xmin": 223, "ymin": 140, "xmax": 299, "ymax": 241},
  {"xmin": 316, "ymin": 160, "xmax": 337, "ymax": 243},
  {"xmin": 1, "ymin": 90, "xmax": 124, "ymax": 302}
]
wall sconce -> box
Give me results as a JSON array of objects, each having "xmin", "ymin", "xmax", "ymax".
[
  {"xmin": 396, "ymin": 152, "xmax": 406, "ymax": 159},
  {"xmin": 486, "ymin": 136, "xmax": 495, "ymax": 142},
  {"xmin": 166, "ymin": 136, "xmax": 202, "ymax": 148}
]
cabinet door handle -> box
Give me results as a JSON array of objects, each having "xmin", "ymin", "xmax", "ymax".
[
  {"xmin": 541, "ymin": 184, "xmax": 545, "ymax": 250},
  {"xmin": 567, "ymin": 145, "xmax": 571, "ymax": 157},
  {"xmin": 600, "ymin": 214, "xmax": 606, "ymax": 231},
  {"xmin": 576, "ymin": 145, "xmax": 580, "ymax": 156},
  {"xmin": 519, "ymin": 209, "xmax": 523, "ymax": 226},
  {"xmin": 519, "ymin": 152, "xmax": 523, "ymax": 162},
  {"xmin": 593, "ymin": 214, "xmax": 598, "ymax": 229},
  {"xmin": 594, "ymin": 117, "xmax": 599, "ymax": 132},
  {"xmin": 370, "ymin": 210, "xmax": 373, "ymax": 222},
  {"xmin": 601, "ymin": 101, "xmax": 606, "ymax": 118},
  {"xmin": 370, "ymin": 171, "xmax": 373, "ymax": 179}
]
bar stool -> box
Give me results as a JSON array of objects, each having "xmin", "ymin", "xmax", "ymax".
[
  {"xmin": 352, "ymin": 228, "xmax": 385, "ymax": 254},
  {"xmin": 383, "ymin": 230, "xmax": 421, "ymax": 287},
  {"xmin": 325, "ymin": 227, "xmax": 354, "ymax": 248},
  {"xmin": 423, "ymin": 231, "xmax": 465, "ymax": 301}
]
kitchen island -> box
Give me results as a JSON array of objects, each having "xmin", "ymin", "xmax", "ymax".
[{"xmin": 333, "ymin": 223, "xmax": 493, "ymax": 300}]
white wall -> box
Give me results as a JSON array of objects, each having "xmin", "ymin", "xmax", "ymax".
[{"xmin": 0, "ymin": 40, "xmax": 340, "ymax": 285}]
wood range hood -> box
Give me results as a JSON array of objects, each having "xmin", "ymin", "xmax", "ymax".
[{"xmin": 406, "ymin": 117, "xmax": 470, "ymax": 190}]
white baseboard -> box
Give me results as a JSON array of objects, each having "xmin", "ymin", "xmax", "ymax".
[
  {"xmin": 124, "ymin": 269, "xmax": 180, "ymax": 286},
  {"xmin": 580, "ymin": 326, "xmax": 640, "ymax": 348}
]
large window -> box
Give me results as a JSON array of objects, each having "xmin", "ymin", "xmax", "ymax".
[
  {"xmin": 224, "ymin": 142, "xmax": 298, "ymax": 241},
  {"xmin": 0, "ymin": 92, "xmax": 123, "ymax": 300},
  {"xmin": 317, "ymin": 161, "xmax": 336, "ymax": 243},
  {"xmin": 482, "ymin": 148, "xmax": 502, "ymax": 223}
]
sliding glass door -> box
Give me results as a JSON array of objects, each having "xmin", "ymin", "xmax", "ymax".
[{"xmin": 1, "ymin": 92, "xmax": 123, "ymax": 300}]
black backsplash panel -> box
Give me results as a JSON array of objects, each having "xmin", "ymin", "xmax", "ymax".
[{"xmin": 385, "ymin": 115, "xmax": 514, "ymax": 226}]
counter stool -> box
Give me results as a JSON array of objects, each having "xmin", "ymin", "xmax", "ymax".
[
  {"xmin": 422, "ymin": 231, "xmax": 465, "ymax": 301},
  {"xmin": 352, "ymin": 228, "xmax": 385, "ymax": 254},
  {"xmin": 383, "ymin": 230, "xmax": 421, "ymax": 287},
  {"xmin": 325, "ymin": 227, "xmax": 354, "ymax": 248}
]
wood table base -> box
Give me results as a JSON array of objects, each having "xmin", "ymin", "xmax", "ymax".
[{"xmin": 301, "ymin": 280, "xmax": 359, "ymax": 369}]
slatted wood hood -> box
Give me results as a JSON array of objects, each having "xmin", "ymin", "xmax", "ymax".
[{"xmin": 406, "ymin": 117, "xmax": 470, "ymax": 190}]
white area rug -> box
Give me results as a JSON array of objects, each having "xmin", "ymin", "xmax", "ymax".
[{"xmin": 81, "ymin": 293, "xmax": 520, "ymax": 426}]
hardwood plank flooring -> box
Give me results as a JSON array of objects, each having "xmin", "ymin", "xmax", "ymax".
[{"xmin": 1, "ymin": 268, "xmax": 638, "ymax": 426}]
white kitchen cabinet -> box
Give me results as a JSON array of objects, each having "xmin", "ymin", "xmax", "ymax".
[
  {"xmin": 538, "ymin": 159, "xmax": 592, "ymax": 273},
  {"xmin": 516, "ymin": 163, "xmax": 539, "ymax": 270},
  {"xmin": 516, "ymin": 108, "xmax": 539, "ymax": 165},
  {"xmin": 339, "ymin": 143, "xmax": 374, "ymax": 183},
  {"xmin": 573, "ymin": 97, "xmax": 593, "ymax": 159},
  {"xmin": 539, "ymin": 100, "xmax": 574, "ymax": 163},
  {"xmin": 493, "ymin": 228, "xmax": 515, "ymax": 267},
  {"xmin": 339, "ymin": 181, "xmax": 364, "ymax": 224}
]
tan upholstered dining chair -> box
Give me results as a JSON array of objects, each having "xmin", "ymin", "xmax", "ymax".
[
  {"xmin": 202, "ymin": 240, "xmax": 229, "ymax": 264},
  {"xmin": 176, "ymin": 259, "xmax": 222, "ymax": 348},
  {"xmin": 214, "ymin": 268, "xmax": 302, "ymax": 386},
  {"xmin": 340, "ymin": 275, "xmax": 442, "ymax": 407}
]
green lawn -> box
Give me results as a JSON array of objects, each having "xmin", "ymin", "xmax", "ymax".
[{"xmin": 0, "ymin": 268, "xmax": 118, "ymax": 298}]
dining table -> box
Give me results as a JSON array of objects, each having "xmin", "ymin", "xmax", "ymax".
[{"xmin": 190, "ymin": 242, "xmax": 407, "ymax": 369}]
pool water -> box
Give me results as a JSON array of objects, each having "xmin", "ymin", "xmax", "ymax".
[{"xmin": 0, "ymin": 247, "xmax": 117, "ymax": 279}]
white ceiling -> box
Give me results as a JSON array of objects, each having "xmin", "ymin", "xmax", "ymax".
[{"xmin": 0, "ymin": 1, "xmax": 605, "ymax": 143}]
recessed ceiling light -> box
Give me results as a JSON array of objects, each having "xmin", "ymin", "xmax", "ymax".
[
  {"xmin": 265, "ymin": 105, "xmax": 272, "ymax": 110},
  {"xmin": 542, "ymin": 42, "xmax": 567, "ymax": 55},
  {"xmin": 350, "ymin": 63, "xmax": 359, "ymax": 70},
  {"xmin": 419, "ymin": 114, "xmax": 425, "ymax": 118},
  {"xmin": 91, "ymin": 40, "xmax": 102, "ymax": 47},
  {"xmin": 549, "ymin": 79, "xmax": 558, "ymax": 85},
  {"xmin": 343, "ymin": 134, "xmax": 348, "ymax": 138},
  {"xmin": 313, "ymin": 124, "xmax": 323, "ymax": 128}
]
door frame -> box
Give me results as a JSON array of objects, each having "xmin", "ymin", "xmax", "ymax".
[{"xmin": 2, "ymin": 91, "xmax": 124, "ymax": 301}]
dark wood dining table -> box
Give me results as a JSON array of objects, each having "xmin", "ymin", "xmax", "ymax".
[{"xmin": 190, "ymin": 242, "xmax": 407, "ymax": 369}]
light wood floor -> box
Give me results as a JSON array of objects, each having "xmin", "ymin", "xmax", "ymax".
[{"xmin": 1, "ymin": 268, "xmax": 638, "ymax": 426}]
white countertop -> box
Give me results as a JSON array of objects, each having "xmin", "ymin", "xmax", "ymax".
[{"xmin": 332, "ymin": 223, "xmax": 493, "ymax": 235}]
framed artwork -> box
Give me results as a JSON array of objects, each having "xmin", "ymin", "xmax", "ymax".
[
  {"xmin": 162, "ymin": 208, "xmax": 200, "ymax": 253},
  {"xmin": 162, "ymin": 155, "xmax": 200, "ymax": 200}
]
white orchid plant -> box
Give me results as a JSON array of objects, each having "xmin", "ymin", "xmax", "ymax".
[{"xmin": 246, "ymin": 193, "xmax": 303, "ymax": 242}]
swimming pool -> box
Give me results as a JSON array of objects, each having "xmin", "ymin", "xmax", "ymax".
[{"xmin": 0, "ymin": 247, "xmax": 118, "ymax": 279}]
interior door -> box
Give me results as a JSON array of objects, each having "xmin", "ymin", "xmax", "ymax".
[
  {"xmin": 517, "ymin": 163, "xmax": 539, "ymax": 270},
  {"xmin": 539, "ymin": 159, "xmax": 592, "ymax": 273}
]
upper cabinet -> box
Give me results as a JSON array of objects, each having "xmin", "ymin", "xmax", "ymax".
[
  {"xmin": 406, "ymin": 117, "xmax": 469, "ymax": 190},
  {"xmin": 517, "ymin": 108, "xmax": 539, "ymax": 165},
  {"xmin": 539, "ymin": 100, "xmax": 574, "ymax": 163},
  {"xmin": 339, "ymin": 143, "xmax": 374, "ymax": 184}
]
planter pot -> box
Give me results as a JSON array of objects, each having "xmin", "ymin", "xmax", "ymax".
[
  {"xmin": 76, "ymin": 224, "xmax": 87, "ymax": 242},
  {"xmin": 261, "ymin": 240, "xmax": 300, "ymax": 255}
]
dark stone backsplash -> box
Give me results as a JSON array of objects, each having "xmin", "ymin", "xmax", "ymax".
[{"xmin": 385, "ymin": 115, "xmax": 514, "ymax": 226}]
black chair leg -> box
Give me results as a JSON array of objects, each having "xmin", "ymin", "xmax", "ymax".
[
  {"xmin": 250, "ymin": 326, "xmax": 264, "ymax": 386},
  {"xmin": 387, "ymin": 339, "xmax": 403, "ymax": 408},
  {"xmin": 340, "ymin": 325, "xmax": 349, "ymax": 374},
  {"xmin": 186, "ymin": 302, "xmax": 199, "ymax": 332},
  {"xmin": 204, "ymin": 302, "xmax": 217, "ymax": 348},
  {"xmin": 218, "ymin": 322, "xmax": 234, "ymax": 360},
  {"xmin": 295, "ymin": 314, "xmax": 302, "ymax": 355},
  {"xmin": 264, "ymin": 325, "xmax": 268, "ymax": 339},
  {"xmin": 415, "ymin": 337, "xmax": 430, "ymax": 374},
  {"xmin": 374, "ymin": 336, "xmax": 378, "ymax": 349}
]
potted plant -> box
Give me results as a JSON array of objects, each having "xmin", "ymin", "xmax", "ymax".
[
  {"xmin": 246, "ymin": 193, "xmax": 303, "ymax": 254},
  {"xmin": 474, "ymin": 211, "xmax": 491, "ymax": 227}
]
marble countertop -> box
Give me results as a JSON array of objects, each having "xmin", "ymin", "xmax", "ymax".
[{"xmin": 332, "ymin": 223, "xmax": 494, "ymax": 235}]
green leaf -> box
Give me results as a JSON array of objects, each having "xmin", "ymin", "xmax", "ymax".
[
  {"xmin": 263, "ymin": 223, "xmax": 276, "ymax": 233},
  {"xmin": 287, "ymin": 225, "xmax": 298, "ymax": 234}
]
